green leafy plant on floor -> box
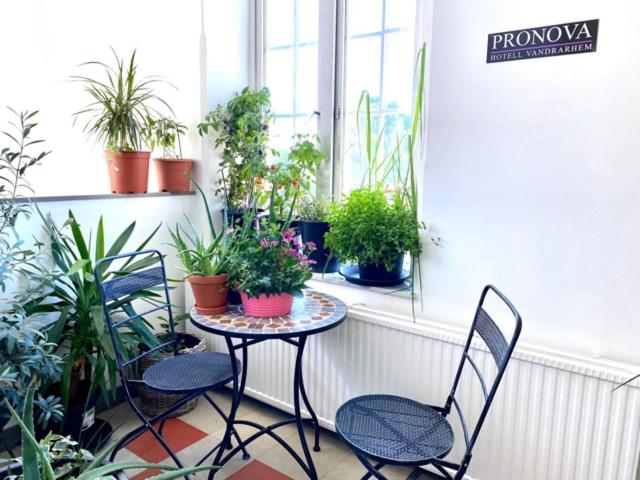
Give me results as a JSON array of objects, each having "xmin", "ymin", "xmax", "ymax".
[
  {"xmin": 198, "ymin": 87, "xmax": 272, "ymax": 211},
  {"xmin": 0, "ymin": 108, "xmax": 52, "ymax": 294},
  {"xmin": 39, "ymin": 211, "xmax": 162, "ymax": 412},
  {"xmin": 0, "ymin": 108, "xmax": 60, "ymax": 429},
  {"xmin": 325, "ymin": 185, "xmax": 422, "ymax": 271},
  {"xmin": 71, "ymin": 49, "xmax": 172, "ymax": 153},
  {"xmin": 2, "ymin": 388, "xmax": 215, "ymax": 479},
  {"xmin": 147, "ymin": 117, "xmax": 186, "ymax": 159},
  {"xmin": 0, "ymin": 315, "xmax": 63, "ymax": 428}
]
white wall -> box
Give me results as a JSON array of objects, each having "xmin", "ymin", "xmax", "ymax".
[
  {"xmin": 422, "ymin": 0, "xmax": 640, "ymax": 364},
  {"xmin": 0, "ymin": 0, "xmax": 203, "ymax": 196}
]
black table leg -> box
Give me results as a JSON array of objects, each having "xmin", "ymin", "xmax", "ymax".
[
  {"xmin": 293, "ymin": 335, "xmax": 318, "ymax": 480},
  {"xmin": 210, "ymin": 336, "xmax": 241, "ymax": 480}
]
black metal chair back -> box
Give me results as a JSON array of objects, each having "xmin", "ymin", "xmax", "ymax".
[
  {"xmin": 443, "ymin": 285, "xmax": 522, "ymax": 475},
  {"xmin": 94, "ymin": 249, "xmax": 177, "ymax": 385}
]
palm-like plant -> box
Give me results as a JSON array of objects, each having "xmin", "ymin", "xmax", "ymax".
[
  {"xmin": 71, "ymin": 49, "xmax": 172, "ymax": 152},
  {"xmin": 39, "ymin": 210, "xmax": 162, "ymax": 411}
]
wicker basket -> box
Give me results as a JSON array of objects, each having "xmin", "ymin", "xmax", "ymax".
[{"xmin": 139, "ymin": 333, "xmax": 207, "ymax": 418}]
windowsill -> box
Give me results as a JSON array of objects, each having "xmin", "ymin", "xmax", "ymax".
[
  {"xmin": 14, "ymin": 191, "xmax": 195, "ymax": 203},
  {"xmin": 309, "ymin": 271, "xmax": 413, "ymax": 299}
]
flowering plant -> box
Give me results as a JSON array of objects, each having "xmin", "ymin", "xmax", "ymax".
[{"xmin": 229, "ymin": 227, "xmax": 315, "ymax": 298}]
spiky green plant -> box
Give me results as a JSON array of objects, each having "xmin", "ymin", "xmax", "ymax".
[{"xmin": 71, "ymin": 49, "xmax": 173, "ymax": 153}]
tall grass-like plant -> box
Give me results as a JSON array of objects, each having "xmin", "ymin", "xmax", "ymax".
[
  {"xmin": 71, "ymin": 49, "xmax": 172, "ymax": 153},
  {"xmin": 352, "ymin": 44, "xmax": 433, "ymax": 313}
]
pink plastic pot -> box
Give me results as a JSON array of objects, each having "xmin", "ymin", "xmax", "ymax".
[{"xmin": 240, "ymin": 292, "xmax": 294, "ymax": 317}]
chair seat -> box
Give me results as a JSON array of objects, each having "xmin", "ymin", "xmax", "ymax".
[
  {"xmin": 142, "ymin": 352, "xmax": 238, "ymax": 394},
  {"xmin": 335, "ymin": 394, "xmax": 454, "ymax": 465}
]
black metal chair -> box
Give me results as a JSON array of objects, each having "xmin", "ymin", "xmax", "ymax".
[
  {"xmin": 94, "ymin": 249, "xmax": 248, "ymax": 472},
  {"xmin": 335, "ymin": 285, "xmax": 522, "ymax": 480}
]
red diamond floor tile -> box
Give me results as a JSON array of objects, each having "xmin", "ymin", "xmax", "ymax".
[
  {"xmin": 227, "ymin": 459, "xmax": 293, "ymax": 480},
  {"xmin": 125, "ymin": 417, "xmax": 209, "ymax": 463}
]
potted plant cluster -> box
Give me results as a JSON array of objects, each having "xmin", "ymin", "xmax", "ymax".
[
  {"xmin": 325, "ymin": 185, "xmax": 423, "ymax": 285},
  {"xmin": 228, "ymin": 225, "xmax": 315, "ymax": 317},
  {"xmin": 148, "ymin": 117, "xmax": 194, "ymax": 192},
  {"xmin": 72, "ymin": 49, "xmax": 172, "ymax": 194},
  {"xmin": 297, "ymin": 196, "xmax": 339, "ymax": 274},
  {"xmin": 198, "ymin": 87, "xmax": 271, "ymax": 226},
  {"xmin": 39, "ymin": 211, "xmax": 163, "ymax": 446}
]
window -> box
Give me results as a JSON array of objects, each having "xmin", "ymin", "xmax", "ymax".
[{"xmin": 256, "ymin": 0, "xmax": 423, "ymax": 195}]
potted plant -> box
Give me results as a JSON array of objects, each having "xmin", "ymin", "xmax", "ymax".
[
  {"xmin": 148, "ymin": 117, "xmax": 194, "ymax": 192},
  {"xmin": 197, "ymin": 87, "xmax": 271, "ymax": 226},
  {"xmin": 1, "ymin": 388, "xmax": 214, "ymax": 479},
  {"xmin": 229, "ymin": 226, "xmax": 315, "ymax": 317},
  {"xmin": 39, "ymin": 211, "xmax": 162, "ymax": 445},
  {"xmin": 72, "ymin": 49, "xmax": 172, "ymax": 194},
  {"xmin": 169, "ymin": 181, "xmax": 231, "ymax": 315},
  {"xmin": 325, "ymin": 185, "xmax": 423, "ymax": 284},
  {"xmin": 297, "ymin": 196, "xmax": 339, "ymax": 274}
]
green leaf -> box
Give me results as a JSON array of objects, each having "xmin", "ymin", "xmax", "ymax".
[{"xmin": 67, "ymin": 258, "xmax": 91, "ymax": 275}]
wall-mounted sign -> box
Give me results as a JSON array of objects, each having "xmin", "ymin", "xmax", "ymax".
[{"xmin": 487, "ymin": 19, "xmax": 599, "ymax": 63}]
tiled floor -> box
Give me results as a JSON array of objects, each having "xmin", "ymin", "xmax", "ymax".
[{"xmin": 101, "ymin": 389, "xmax": 423, "ymax": 480}]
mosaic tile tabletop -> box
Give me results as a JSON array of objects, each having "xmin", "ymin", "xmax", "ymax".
[{"xmin": 190, "ymin": 289, "xmax": 348, "ymax": 339}]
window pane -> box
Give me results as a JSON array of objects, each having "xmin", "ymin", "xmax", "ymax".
[
  {"xmin": 269, "ymin": 116, "xmax": 295, "ymax": 157},
  {"xmin": 385, "ymin": 0, "xmax": 416, "ymax": 29},
  {"xmin": 382, "ymin": 32, "xmax": 414, "ymax": 112},
  {"xmin": 345, "ymin": 36, "xmax": 381, "ymax": 113},
  {"xmin": 341, "ymin": 0, "xmax": 418, "ymax": 194},
  {"xmin": 266, "ymin": 48, "xmax": 294, "ymax": 114},
  {"xmin": 297, "ymin": 0, "xmax": 319, "ymax": 44},
  {"xmin": 264, "ymin": 0, "xmax": 319, "ymax": 155},
  {"xmin": 347, "ymin": 0, "xmax": 383, "ymax": 36},
  {"xmin": 266, "ymin": 0, "xmax": 294, "ymax": 48}
]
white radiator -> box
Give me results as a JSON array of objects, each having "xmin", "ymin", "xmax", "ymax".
[{"xmin": 189, "ymin": 306, "xmax": 640, "ymax": 480}]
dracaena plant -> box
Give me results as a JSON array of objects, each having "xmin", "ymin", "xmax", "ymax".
[
  {"xmin": 71, "ymin": 49, "xmax": 173, "ymax": 153},
  {"xmin": 2, "ymin": 388, "xmax": 215, "ymax": 480},
  {"xmin": 38, "ymin": 210, "xmax": 162, "ymax": 411}
]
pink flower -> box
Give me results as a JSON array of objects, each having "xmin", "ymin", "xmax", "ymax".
[
  {"xmin": 306, "ymin": 241, "xmax": 317, "ymax": 252},
  {"xmin": 271, "ymin": 240, "xmax": 279, "ymax": 247},
  {"xmin": 282, "ymin": 229, "xmax": 294, "ymax": 243},
  {"xmin": 260, "ymin": 239, "xmax": 270, "ymax": 248}
]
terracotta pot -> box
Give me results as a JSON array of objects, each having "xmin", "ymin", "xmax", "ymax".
[
  {"xmin": 105, "ymin": 151, "xmax": 150, "ymax": 194},
  {"xmin": 154, "ymin": 158, "xmax": 194, "ymax": 192},
  {"xmin": 188, "ymin": 274, "xmax": 229, "ymax": 315},
  {"xmin": 240, "ymin": 292, "xmax": 294, "ymax": 317}
]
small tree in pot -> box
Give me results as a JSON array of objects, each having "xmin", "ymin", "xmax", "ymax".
[
  {"xmin": 198, "ymin": 87, "xmax": 271, "ymax": 227},
  {"xmin": 148, "ymin": 117, "xmax": 193, "ymax": 193},
  {"xmin": 72, "ymin": 49, "xmax": 172, "ymax": 194}
]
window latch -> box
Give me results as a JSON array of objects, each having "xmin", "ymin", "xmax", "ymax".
[{"xmin": 334, "ymin": 106, "xmax": 341, "ymax": 121}]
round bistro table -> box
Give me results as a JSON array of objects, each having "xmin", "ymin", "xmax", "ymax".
[{"xmin": 190, "ymin": 289, "xmax": 348, "ymax": 480}]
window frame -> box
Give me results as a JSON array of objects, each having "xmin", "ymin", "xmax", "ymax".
[{"xmin": 252, "ymin": 0, "xmax": 430, "ymax": 199}]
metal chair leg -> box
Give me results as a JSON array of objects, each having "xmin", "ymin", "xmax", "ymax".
[{"xmin": 356, "ymin": 454, "xmax": 387, "ymax": 480}]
